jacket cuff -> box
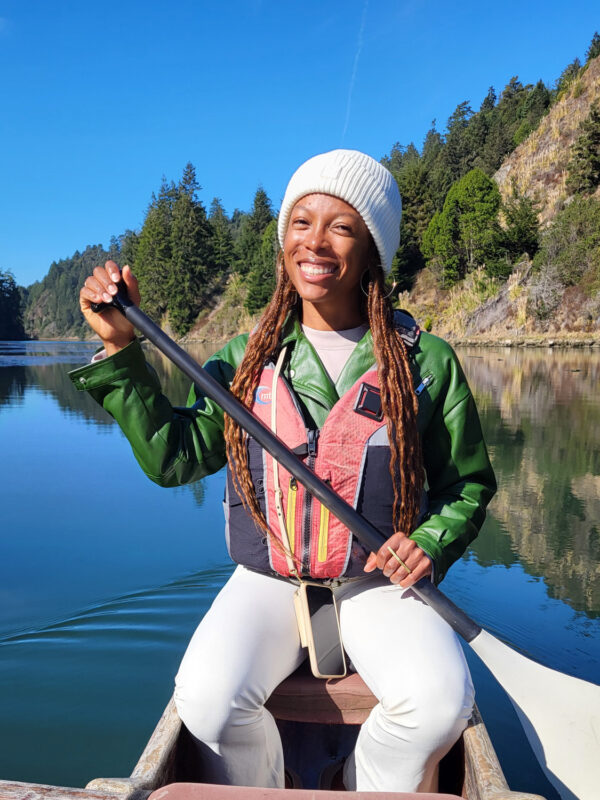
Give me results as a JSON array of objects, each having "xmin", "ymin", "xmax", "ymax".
[
  {"xmin": 409, "ymin": 528, "xmax": 445, "ymax": 583},
  {"xmin": 68, "ymin": 338, "xmax": 146, "ymax": 391}
]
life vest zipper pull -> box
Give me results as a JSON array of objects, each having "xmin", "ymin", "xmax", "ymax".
[{"xmin": 307, "ymin": 429, "xmax": 319, "ymax": 459}]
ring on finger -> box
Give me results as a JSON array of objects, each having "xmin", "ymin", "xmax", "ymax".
[{"xmin": 386, "ymin": 546, "xmax": 412, "ymax": 574}]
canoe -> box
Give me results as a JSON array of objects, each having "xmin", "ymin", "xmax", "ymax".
[{"xmin": 0, "ymin": 663, "xmax": 546, "ymax": 800}]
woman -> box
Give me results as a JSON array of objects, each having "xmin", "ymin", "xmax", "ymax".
[{"xmin": 72, "ymin": 149, "xmax": 496, "ymax": 793}]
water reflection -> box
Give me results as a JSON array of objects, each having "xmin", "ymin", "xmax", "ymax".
[
  {"xmin": 460, "ymin": 347, "xmax": 600, "ymax": 617},
  {"xmin": 2, "ymin": 340, "xmax": 599, "ymax": 617}
]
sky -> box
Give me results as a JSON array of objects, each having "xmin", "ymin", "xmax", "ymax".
[{"xmin": 1, "ymin": 0, "xmax": 599, "ymax": 287}]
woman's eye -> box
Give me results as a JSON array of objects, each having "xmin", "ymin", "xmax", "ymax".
[{"xmin": 292, "ymin": 217, "xmax": 308, "ymax": 226}]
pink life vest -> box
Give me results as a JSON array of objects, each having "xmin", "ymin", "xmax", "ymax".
[{"xmin": 224, "ymin": 366, "xmax": 396, "ymax": 580}]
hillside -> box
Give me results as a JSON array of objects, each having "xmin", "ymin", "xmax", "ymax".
[
  {"xmin": 400, "ymin": 54, "xmax": 600, "ymax": 345},
  {"xmin": 495, "ymin": 55, "xmax": 600, "ymax": 224}
]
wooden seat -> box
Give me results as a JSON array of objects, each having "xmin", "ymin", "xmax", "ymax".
[{"xmin": 266, "ymin": 664, "xmax": 378, "ymax": 725}]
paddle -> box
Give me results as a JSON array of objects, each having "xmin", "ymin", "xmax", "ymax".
[{"xmin": 94, "ymin": 288, "xmax": 600, "ymax": 800}]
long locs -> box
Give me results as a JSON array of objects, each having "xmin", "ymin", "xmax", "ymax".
[{"xmin": 365, "ymin": 261, "xmax": 424, "ymax": 534}]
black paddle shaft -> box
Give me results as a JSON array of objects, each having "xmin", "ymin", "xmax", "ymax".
[{"xmin": 94, "ymin": 289, "xmax": 482, "ymax": 643}]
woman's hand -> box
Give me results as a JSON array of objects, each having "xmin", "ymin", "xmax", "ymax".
[
  {"xmin": 79, "ymin": 261, "xmax": 141, "ymax": 356},
  {"xmin": 364, "ymin": 531, "xmax": 432, "ymax": 587}
]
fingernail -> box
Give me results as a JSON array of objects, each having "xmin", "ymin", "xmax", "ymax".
[
  {"xmin": 110, "ymin": 273, "xmax": 119, "ymax": 281},
  {"xmin": 103, "ymin": 292, "xmax": 112, "ymax": 303},
  {"xmin": 108, "ymin": 284, "xmax": 117, "ymax": 294}
]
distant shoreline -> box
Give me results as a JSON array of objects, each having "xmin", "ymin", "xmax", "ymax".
[{"xmin": 17, "ymin": 330, "xmax": 600, "ymax": 349}]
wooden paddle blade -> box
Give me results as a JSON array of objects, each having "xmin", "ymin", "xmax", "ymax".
[{"xmin": 470, "ymin": 630, "xmax": 600, "ymax": 800}]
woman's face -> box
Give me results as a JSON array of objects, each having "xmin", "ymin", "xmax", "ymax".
[{"xmin": 283, "ymin": 193, "xmax": 373, "ymax": 330}]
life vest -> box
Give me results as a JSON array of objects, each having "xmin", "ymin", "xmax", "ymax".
[
  {"xmin": 225, "ymin": 365, "xmax": 403, "ymax": 578},
  {"xmin": 224, "ymin": 312, "xmax": 421, "ymax": 580}
]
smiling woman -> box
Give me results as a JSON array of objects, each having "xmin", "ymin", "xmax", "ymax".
[{"xmin": 70, "ymin": 149, "xmax": 496, "ymax": 793}]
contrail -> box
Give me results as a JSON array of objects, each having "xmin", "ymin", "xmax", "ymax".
[{"xmin": 341, "ymin": 0, "xmax": 369, "ymax": 144}]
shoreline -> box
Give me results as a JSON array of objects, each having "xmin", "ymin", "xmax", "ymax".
[
  {"xmin": 14, "ymin": 330, "xmax": 600, "ymax": 349},
  {"xmin": 445, "ymin": 334, "xmax": 600, "ymax": 348}
]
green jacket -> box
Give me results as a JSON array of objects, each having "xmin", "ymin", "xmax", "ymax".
[{"xmin": 69, "ymin": 316, "xmax": 496, "ymax": 582}]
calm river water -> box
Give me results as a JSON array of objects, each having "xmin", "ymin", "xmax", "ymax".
[{"xmin": 1, "ymin": 340, "xmax": 599, "ymax": 799}]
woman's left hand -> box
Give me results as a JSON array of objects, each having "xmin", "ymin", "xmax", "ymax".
[{"xmin": 363, "ymin": 531, "xmax": 432, "ymax": 587}]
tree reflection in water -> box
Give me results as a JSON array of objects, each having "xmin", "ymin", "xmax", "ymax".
[{"xmin": 460, "ymin": 346, "xmax": 600, "ymax": 617}]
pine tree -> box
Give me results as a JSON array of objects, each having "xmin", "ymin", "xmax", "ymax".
[
  {"xmin": 135, "ymin": 179, "xmax": 177, "ymax": 321},
  {"xmin": 390, "ymin": 153, "xmax": 432, "ymax": 286},
  {"xmin": 235, "ymin": 188, "xmax": 274, "ymax": 274},
  {"xmin": 586, "ymin": 32, "xmax": 600, "ymax": 63},
  {"xmin": 245, "ymin": 219, "xmax": 279, "ymax": 313},
  {"xmin": 480, "ymin": 87, "xmax": 496, "ymax": 113},
  {"xmin": 502, "ymin": 191, "xmax": 539, "ymax": 261},
  {"xmin": 168, "ymin": 163, "xmax": 213, "ymax": 335},
  {"xmin": 0, "ymin": 270, "xmax": 25, "ymax": 339},
  {"xmin": 209, "ymin": 198, "xmax": 235, "ymax": 276},
  {"xmin": 443, "ymin": 101, "xmax": 474, "ymax": 183},
  {"xmin": 566, "ymin": 103, "xmax": 600, "ymax": 196},
  {"xmin": 554, "ymin": 59, "xmax": 581, "ymax": 97}
]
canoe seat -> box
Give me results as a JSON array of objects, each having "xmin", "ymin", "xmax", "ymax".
[{"xmin": 266, "ymin": 663, "xmax": 377, "ymax": 725}]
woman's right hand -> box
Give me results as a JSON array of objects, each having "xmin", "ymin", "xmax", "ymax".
[{"xmin": 79, "ymin": 261, "xmax": 141, "ymax": 356}]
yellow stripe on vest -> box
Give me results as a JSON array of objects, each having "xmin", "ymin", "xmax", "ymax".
[
  {"xmin": 318, "ymin": 503, "xmax": 330, "ymax": 562},
  {"xmin": 286, "ymin": 478, "xmax": 297, "ymax": 553}
]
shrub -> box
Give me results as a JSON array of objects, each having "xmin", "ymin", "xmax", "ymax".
[{"xmin": 533, "ymin": 196, "xmax": 600, "ymax": 285}]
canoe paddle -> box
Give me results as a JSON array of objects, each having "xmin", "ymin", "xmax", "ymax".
[{"xmin": 93, "ymin": 287, "xmax": 600, "ymax": 800}]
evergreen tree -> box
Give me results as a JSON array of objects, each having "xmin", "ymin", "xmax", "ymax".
[
  {"xmin": 554, "ymin": 58, "xmax": 581, "ymax": 97},
  {"xmin": 229, "ymin": 208, "xmax": 247, "ymax": 244},
  {"xmin": 566, "ymin": 102, "xmax": 600, "ymax": 195},
  {"xmin": 502, "ymin": 191, "xmax": 539, "ymax": 262},
  {"xmin": 423, "ymin": 169, "xmax": 502, "ymax": 284},
  {"xmin": 389, "ymin": 152, "xmax": 432, "ymax": 286},
  {"xmin": 442, "ymin": 101, "xmax": 474, "ymax": 185},
  {"xmin": 512, "ymin": 81, "xmax": 551, "ymax": 146},
  {"xmin": 235, "ymin": 188, "xmax": 274, "ymax": 274},
  {"xmin": 168, "ymin": 163, "xmax": 213, "ymax": 335},
  {"xmin": 107, "ymin": 229, "xmax": 139, "ymax": 268},
  {"xmin": 135, "ymin": 179, "xmax": 177, "ymax": 321},
  {"xmin": 586, "ymin": 32, "xmax": 600, "ymax": 63},
  {"xmin": 480, "ymin": 87, "xmax": 496, "ymax": 113},
  {"xmin": 0, "ymin": 270, "xmax": 25, "ymax": 339},
  {"xmin": 209, "ymin": 198, "xmax": 235, "ymax": 276},
  {"xmin": 120, "ymin": 229, "xmax": 140, "ymax": 268},
  {"xmin": 245, "ymin": 219, "xmax": 278, "ymax": 313}
]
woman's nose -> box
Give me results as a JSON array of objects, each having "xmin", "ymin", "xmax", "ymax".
[{"xmin": 305, "ymin": 225, "xmax": 328, "ymax": 252}]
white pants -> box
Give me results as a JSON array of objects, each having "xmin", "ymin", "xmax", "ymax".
[{"xmin": 174, "ymin": 565, "xmax": 474, "ymax": 792}]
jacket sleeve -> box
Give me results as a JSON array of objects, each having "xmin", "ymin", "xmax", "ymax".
[
  {"xmin": 68, "ymin": 336, "xmax": 247, "ymax": 487},
  {"xmin": 409, "ymin": 337, "xmax": 497, "ymax": 582}
]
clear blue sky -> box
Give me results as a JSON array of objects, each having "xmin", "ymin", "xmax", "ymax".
[{"xmin": 1, "ymin": 0, "xmax": 598, "ymax": 287}]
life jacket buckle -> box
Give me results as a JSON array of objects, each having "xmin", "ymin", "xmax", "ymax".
[{"xmin": 353, "ymin": 383, "xmax": 383, "ymax": 422}]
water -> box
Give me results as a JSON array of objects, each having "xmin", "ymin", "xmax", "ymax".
[{"xmin": 1, "ymin": 340, "xmax": 599, "ymax": 797}]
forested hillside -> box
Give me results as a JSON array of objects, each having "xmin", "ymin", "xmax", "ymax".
[{"xmin": 9, "ymin": 31, "xmax": 600, "ymax": 343}]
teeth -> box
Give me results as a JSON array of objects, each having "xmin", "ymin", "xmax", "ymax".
[{"xmin": 300, "ymin": 264, "xmax": 336, "ymax": 276}]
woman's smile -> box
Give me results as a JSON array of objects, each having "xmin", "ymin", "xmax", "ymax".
[{"xmin": 298, "ymin": 259, "xmax": 338, "ymax": 278}]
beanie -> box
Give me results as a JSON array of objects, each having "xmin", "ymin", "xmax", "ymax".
[{"xmin": 277, "ymin": 149, "xmax": 402, "ymax": 274}]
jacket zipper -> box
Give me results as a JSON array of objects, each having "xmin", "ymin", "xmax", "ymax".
[{"xmin": 302, "ymin": 429, "xmax": 318, "ymax": 572}]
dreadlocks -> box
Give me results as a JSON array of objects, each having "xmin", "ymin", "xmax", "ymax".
[{"xmin": 223, "ymin": 252, "xmax": 423, "ymax": 560}]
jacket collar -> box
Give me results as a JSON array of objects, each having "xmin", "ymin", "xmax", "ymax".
[{"xmin": 280, "ymin": 314, "xmax": 376, "ymax": 410}]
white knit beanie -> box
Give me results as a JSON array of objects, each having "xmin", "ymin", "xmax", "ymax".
[{"xmin": 277, "ymin": 149, "xmax": 402, "ymax": 274}]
